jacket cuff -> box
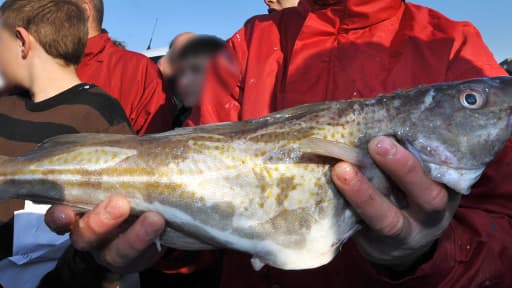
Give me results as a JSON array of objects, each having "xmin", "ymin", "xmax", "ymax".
[{"xmin": 346, "ymin": 223, "xmax": 457, "ymax": 286}]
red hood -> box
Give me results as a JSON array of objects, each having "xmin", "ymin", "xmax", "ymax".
[{"xmin": 299, "ymin": 0, "xmax": 403, "ymax": 29}]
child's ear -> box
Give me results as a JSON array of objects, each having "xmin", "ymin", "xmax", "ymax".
[
  {"xmin": 82, "ymin": 1, "xmax": 92, "ymax": 20},
  {"xmin": 15, "ymin": 28, "xmax": 31, "ymax": 59}
]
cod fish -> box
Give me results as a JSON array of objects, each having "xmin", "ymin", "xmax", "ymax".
[{"xmin": 1, "ymin": 77, "xmax": 512, "ymax": 271}]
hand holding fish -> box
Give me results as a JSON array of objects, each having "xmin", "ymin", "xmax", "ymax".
[
  {"xmin": 333, "ymin": 136, "xmax": 459, "ymax": 271},
  {"xmin": 45, "ymin": 197, "xmax": 167, "ymax": 274}
]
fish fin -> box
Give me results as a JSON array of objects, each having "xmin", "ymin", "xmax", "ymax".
[
  {"xmin": 297, "ymin": 137, "xmax": 369, "ymax": 166},
  {"xmin": 151, "ymin": 102, "xmax": 332, "ymax": 138},
  {"xmin": 160, "ymin": 227, "xmax": 216, "ymax": 250},
  {"xmin": 152, "ymin": 121, "xmax": 269, "ymax": 138},
  {"xmin": 39, "ymin": 133, "xmax": 129, "ymax": 147},
  {"xmin": 22, "ymin": 133, "xmax": 132, "ymax": 159},
  {"xmin": 250, "ymin": 257, "xmax": 266, "ymax": 271},
  {"xmin": 30, "ymin": 146, "xmax": 137, "ymax": 170}
]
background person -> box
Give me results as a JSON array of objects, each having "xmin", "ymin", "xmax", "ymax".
[
  {"xmin": 189, "ymin": 0, "xmax": 511, "ymax": 287},
  {"xmin": 264, "ymin": 0, "xmax": 300, "ymax": 13},
  {"xmin": 157, "ymin": 32, "xmax": 197, "ymax": 128},
  {"xmin": 157, "ymin": 32, "xmax": 197, "ymax": 82},
  {"xmin": 72, "ymin": 0, "xmax": 173, "ymax": 135}
]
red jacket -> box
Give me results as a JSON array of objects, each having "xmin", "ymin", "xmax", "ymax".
[
  {"xmin": 77, "ymin": 33, "xmax": 172, "ymax": 135},
  {"xmin": 188, "ymin": 0, "xmax": 511, "ymax": 287}
]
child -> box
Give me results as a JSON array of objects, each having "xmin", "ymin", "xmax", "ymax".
[{"xmin": 0, "ymin": 1, "xmax": 133, "ymax": 287}]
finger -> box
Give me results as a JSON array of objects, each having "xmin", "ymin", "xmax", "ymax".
[
  {"xmin": 98, "ymin": 212, "xmax": 166, "ymax": 271},
  {"xmin": 45, "ymin": 205, "xmax": 77, "ymax": 235},
  {"xmin": 332, "ymin": 162, "xmax": 407, "ymax": 237},
  {"xmin": 368, "ymin": 137, "xmax": 448, "ymax": 212},
  {"xmin": 71, "ymin": 195, "xmax": 131, "ymax": 251},
  {"xmin": 101, "ymin": 244, "xmax": 167, "ymax": 274}
]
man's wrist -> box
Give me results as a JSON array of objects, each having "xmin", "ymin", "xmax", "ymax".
[{"xmin": 371, "ymin": 240, "xmax": 438, "ymax": 280}]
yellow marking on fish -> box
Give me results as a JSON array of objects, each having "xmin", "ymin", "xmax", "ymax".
[{"xmin": 30, "ymin": 147, "xmax": 137, "ymax": 171}]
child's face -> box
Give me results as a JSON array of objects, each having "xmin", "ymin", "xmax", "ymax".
[
  {"xmin": 0, "ymin": 27, "xmax": 24, "ymax": 86},
  {"xmin": 177, "ymin": 55, "xmax": 210, "ymax": 108}
]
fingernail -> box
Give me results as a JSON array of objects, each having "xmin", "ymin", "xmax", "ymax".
[
  {"xmin": 104, "ymin": 197, "xmax": 127, "ymax": 221},
  {"xmin": 335, "ymin": 163, "xmax": 356, "ymax": 185},
  {"xmin": 374, "ymin": 138, "xmax": 397, "ymax": 157}
]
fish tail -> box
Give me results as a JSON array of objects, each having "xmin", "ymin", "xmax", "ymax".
[
  {"xmin": 0, "ymin": 175, "xmax": 64, "ymax": 203},
  {"xmin": 0, "ymin": 181, "xmax": 16, "ymax": 200},
  {"xmin": 0, "ymin": 156, "xmax": 48, "ymax": 202},
  {"xmin": 0, "ymin": 157, "xmax": 67, "ymax": 203}
]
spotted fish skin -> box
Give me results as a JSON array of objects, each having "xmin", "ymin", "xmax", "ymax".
[{"xmin": 1, "ymin": 77, "xmax": 512, "ymax": 270}]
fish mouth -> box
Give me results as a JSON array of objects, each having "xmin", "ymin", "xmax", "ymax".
[
  {"xmin": 403, "ymin": 140, "xmax": 471, "ymax": 170},
  {"xmin": 403, "ymin": 141, "xmax": 485, "ymax": 194},
  {"xmin": 426, "ymin": 163, "xmax": 484, "ymax": 195}
]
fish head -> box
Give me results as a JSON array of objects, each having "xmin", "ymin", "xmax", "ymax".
[{"xmin": 394, "ymin": 77, "xmax": 512, "ymax": 194}]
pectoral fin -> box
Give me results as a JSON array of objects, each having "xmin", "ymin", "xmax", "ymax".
[{"xmin": 297, "ymin": 137, "xmax": 369, "ymax": 166}]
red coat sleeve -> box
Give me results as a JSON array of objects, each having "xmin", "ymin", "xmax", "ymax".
[{"xmin": 342, "ymin": 23, "xmax": 512, "ymax": 287}]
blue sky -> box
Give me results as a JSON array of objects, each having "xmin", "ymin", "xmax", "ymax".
[{"xmin": 105, "ymin": 1, "xmax": 510, "ymax": 62}]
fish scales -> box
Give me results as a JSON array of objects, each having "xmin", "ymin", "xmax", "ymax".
[{"xmin": 1, "ymin": 77, "xmax": 512, "ymax": 270}]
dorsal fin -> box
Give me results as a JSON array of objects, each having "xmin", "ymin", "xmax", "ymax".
[
  {"xmin": 41, "ymin": 133, "xmax": 129, "ymax": 147},
  {"xmin": 30, "ymin": 146, "xmax": 137, "ymax": 170},
  {"xmin": 21, "ymin": 133, "xmax": 133, "ymax": 159},
  {"xmin": 149, "ymin": 102, "xmax": 333, "ymax": 138}
]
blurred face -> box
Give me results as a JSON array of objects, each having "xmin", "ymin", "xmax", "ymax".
[
  {"xmin": 264, "ymin": 0, "xmax": 300, "ymax": 13},
  {"xmin": 158, "ymin": 33, "xmax": 197, "ymax": 80},
  {"xmin": 0, "ymin": 27, "xmax": 25, "ymax": 87},
  {"xmin": 177, "ymin": 55, "xmax": 210, "ymax": 108}
]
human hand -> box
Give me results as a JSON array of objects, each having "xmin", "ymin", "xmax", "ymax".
[
  {"xmin": 332, "ymin": 136, "xmax": 460, "ymax": 271},
  {"xmin": 44, "ymin": 195, "xmax": 167, "ymax": 274}
]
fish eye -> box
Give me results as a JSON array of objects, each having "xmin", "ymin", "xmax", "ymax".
[{"xmin": 459, "ymin": 90, "xmax": 486, "ymax": 109}]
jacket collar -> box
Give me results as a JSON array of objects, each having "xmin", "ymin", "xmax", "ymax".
[
  {"xmin": 82, "ymin": 32, "xmax": 112, "ymax": 62},
  {"xmin": 299, "ymin": 0, "xmax": 403, "ymax": 30}
]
